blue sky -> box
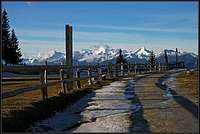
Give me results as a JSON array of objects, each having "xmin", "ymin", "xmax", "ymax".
[{"xmin": 2, "ymin": 2, "xmax": 198, "ymax": 57}]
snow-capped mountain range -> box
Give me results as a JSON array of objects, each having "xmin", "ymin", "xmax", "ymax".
[{"xmin": 22, "ymin": 45, "xmax": 198, "ymax": 69}]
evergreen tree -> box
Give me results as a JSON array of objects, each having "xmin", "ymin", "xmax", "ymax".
[
  {"xmin": 116, "ymin": 49, "xmax": 127, "ymax": 64},
  {"xmin": 10, "ymin": 29, "xmax": 22, "ymax": 65},
  {"xmin": 115, "ymin": 49, "xmax": 127, "ymax": 76},
  {"xmin": 149, "ymin": 50, "xmax": 156, "ymax": 70},
  {"xmin": 2, "ymin": 9, "xmax": 22, "ymax": 65},
  {"xmin": 2, "ymin": 9, "xmax": 11, "ymax": 66}
]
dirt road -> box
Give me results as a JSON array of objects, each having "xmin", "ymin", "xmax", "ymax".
[
  {"xmin": 135, "ymin": 72, "xmax": 198, "ymax": 133},
  {"xmin": 30, "ymin": 72, "xmax": 198, "ymax": 133}
]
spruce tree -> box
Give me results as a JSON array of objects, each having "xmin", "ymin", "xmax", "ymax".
[
  {"xmin": 2, "ymin": 9, "xmax": 22, "ymax": 65},
  {"xmin": 10, "ymin": 29, "xmax": 22, "ymax": 65},
  {"xmin": 2, "ymin": 9, "xmax": 11, "ymax": 66},
  {"xmin": 116, "ymin": 49, "xmax": 127, "ymax": 64},
  {"xmin": 116, "ymin": 49, "xmax": 127, "ymax": 76},
  {"xmin": 149, "ymin": 50, "xmax": 156, "ymax": 70}
]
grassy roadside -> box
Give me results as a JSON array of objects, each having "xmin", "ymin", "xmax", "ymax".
[
  {"xmin": 2, "ymin": 77, "xmax": 110, "ymax": 116},
  {"xmin": 2, "ymin": 76, "xmax": 125, "ymax": 132},
  {"xmin": 175, "ymin": 69, "xmax": 198, "ymax": 94}
]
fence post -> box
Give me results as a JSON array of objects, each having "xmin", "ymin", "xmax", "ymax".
[
  {"xmin": 40, "ymin": 61, "xmax": 48, "ymax": 100},
  {"xmin": 107, "ymin": 64, "xmax": 112, "ymax": 78},
  {"xmin": 108, "ymin": 64, "xmax": 111, "ymax": 78},
  {"xmin": 150, "ymin": 64, "xmax": 152, "ymax": 73},
  {"xmin": 134, "ymin": 64, "xmax": 137, "ymax": 74},
  {"xmin": 109, "ymin": 64, "xmax": 113, "ymax": 78},
  {"xmin": 155, "ymin": 65, "xmax": 157, "ymax": 72},
  {"xmin": 120, "ymin": 62, "xmax": 123, "ymax": 76},
  {"xmin": 99, "ymin": 65, "xmax": 102, "ymax": 81},
  {"xmin": 129, "ymin": 64, "xmax": 132, "ymax": 74},
  {"xmin": 159, "ymin": 63, "xmax": 161, "ymax": 71},
  {"xmin": 40, "ymin": 70, "xmax": 45, "ymax": 100},
  {"xmin": 76, "ymin": 64, "xmax": 81, "ymax": 88},
  {"xmin": 44, "ymin": 61, "xmax": 48, "ymax": 99},
  {"xmin": 145, "ymin": 64, "xmax": 148, "ymax": 73},
  {"xmin": 88, "ymin": 64, "xmax": 93, "ymax": 85},
  {"xmin": 115, "ymin": 64, "xmax": 118, "ymax": 77},
  {"xmin": 127, "ymin": 63, "xmax": 130, "ymax": 75},
  {"xmin": 59, "ymin": 62, "xmax": 66, "ymax": 94},
  {"xmin": 97, "ymin": 64, "xmax": 102, "ymax": 83}
]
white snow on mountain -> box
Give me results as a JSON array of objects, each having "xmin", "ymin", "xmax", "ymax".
[
  {"xmin": 22, "ymin": 45, "xmax": 198, "ymax": 68},
  {"xmin": 75, "ymin": 45, "xmax": 119, "ymax": 63},
  {"xmin": 93, "ymin": 45, "xmax": 108, "ymax": 55},
  {"xmin": 157, "ymin": 49, "xmax": 178, "ymax": 57},
  {"xmin": 131, "ymin": 47, "xmax": 152, "ymax": 59},
  {"xmin": 134, "ymin": 47, "xmax": 151, "ymax": 56}
]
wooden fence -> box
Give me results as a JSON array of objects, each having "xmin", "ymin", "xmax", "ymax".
[{"xmin": 2, "ymin": 63, "xmax": 168, "ymax": 100}]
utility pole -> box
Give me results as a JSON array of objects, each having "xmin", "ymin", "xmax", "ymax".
[
  {"xmin": 175, "ymin": 48, "xmax": 178, "ymax": 68},
  {"xmin": 66, "ymin": 25, "xmax": 73, "ymax": 90}
]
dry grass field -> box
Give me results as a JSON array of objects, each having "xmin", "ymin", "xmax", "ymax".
[
  {"xmin": 2, "ymin": 76, "xmax": 99, "ymax": 117},
  {"xmin": 175, "ymin": 69, "xmax": 198, "ymax": 104},
  {"xmin": 176, "ymin": 69, "xmax": 198, "ymax": 92}
]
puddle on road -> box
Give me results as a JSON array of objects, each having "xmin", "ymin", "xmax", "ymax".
[
  {"xmin": 29, "ymin": 79, "xmax": 142, "ymax": 132},
  {"xmin": 158, "ymin": 73, "xmax": 182, "ymax": 108}
]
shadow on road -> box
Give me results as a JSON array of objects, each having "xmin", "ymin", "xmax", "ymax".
[
  {"xmin": 125, "ymin": 76, "xmax": 150, "ymax": 132},
  {"xmin": 156, "ymin": 73, "xmax": 198, "ymax": 119}
]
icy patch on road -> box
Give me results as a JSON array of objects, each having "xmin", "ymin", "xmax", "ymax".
[
  {"xmin": 157, "ymin": 73, "xmax": 182, "ymax": 108},
  {"xmin": 30, "ymin": 93, "xmax": 96, "ymax": 132},
  {"xmin": 30, "ymin": 79, "xmax": 141, "ymax": 132}
]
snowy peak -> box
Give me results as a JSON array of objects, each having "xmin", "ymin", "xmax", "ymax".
[
  {"xmin": 182, "ymin": 51, "xmax": 197, "ymax": 57},
  {"xmin": 132, "ymin": 47, "xmax": 152, "ymax": 59},
  {"xmin": 37, "ymin": 50, "xmax": 64, "ymax": 60},
  {"xmin": 158, "ymin": 49, "xmax": 175, "ymax": 57},
  {"xmin": 93, "ymin": 45, "xmax": 109, "ymax": 55},
  {"xmin": 47, "ymin": 51, "xmax": 65, "ymax": 63},
  {"xmin": 134, "ymin": 47, "xmax": 151, "ymax": 55},
  {"xmin": 22, "ymin": 50, "xmax": 65, "ymax": 65},
  {"xmin": 158, "ymin": 49, "xmax": 197, "ymax": 57},
  {"xmin": 22, "ymin": 45, "xmax": 198, "ymax": 69},
  {"xmin": 75, "ymin": 45, "xmax": 119, "ymax": 63},
  {"xmin": 163, "ymin": 49, "xmax": 176, "ymax": 55}
]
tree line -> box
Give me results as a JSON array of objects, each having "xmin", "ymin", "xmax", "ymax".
[
  {"xmin": 116, "ymin": 49, "xmax": 156, "ymax": 69},
  {"xmin": 2, "ymin": 9, "xmax": 22, "ymax": 66}
]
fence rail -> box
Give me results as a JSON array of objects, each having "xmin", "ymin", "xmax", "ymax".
[{"xmin": 2, "ymin": 63, "xmax": 169, "ymax": 100}]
